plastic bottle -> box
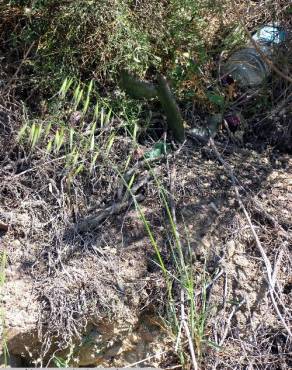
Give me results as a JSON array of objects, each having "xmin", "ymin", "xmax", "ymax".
[
  {"xmin": 252, "ymin": 25, "xmax": 286, "ymax": 45},
  {"xmin": 222, "ymin": 25, "xmax": 287, "ymax": 87}
]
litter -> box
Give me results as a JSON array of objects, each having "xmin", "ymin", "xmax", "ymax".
[{"xmin": 222, "ymin": 25, "xmax": 287, "ymax": 87}]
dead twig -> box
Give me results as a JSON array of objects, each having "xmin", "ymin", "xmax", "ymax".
[
  {"xmin": 234, "ymin": 187, "xmax": 292, "ymax": 338},
  {"xmin": 219, "ymin": 298, "xmax": 245, "ymax": 346},
  {"xmin": 76, "ymin": 193, "xmax": 144, "ymax": 232},
  {"xmin": 181, "ymin": 289, "xmax": 199, "ymax": 370},
  {"xmin": 4, "ymin": 42, "xmax": 36, "ymax": 92},
  {"xmin": 124, "ymin": 348, "xmax": 170, "ymax": 368},
  {"xmin": 11, "ymin": 155, "xmax": 66, "ymax": 179},
  {"xmin": 194, "ymin": 269, "xmax": 224, "ymax": 298}
]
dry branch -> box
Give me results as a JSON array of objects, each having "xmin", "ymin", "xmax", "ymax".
[
  {"xmin": 180, "ymin": 289, "xmax": 198, "ymax": 370},
  {"xmin": 76, "ymin": 193, "xmax": 144, "ymax": 232}
]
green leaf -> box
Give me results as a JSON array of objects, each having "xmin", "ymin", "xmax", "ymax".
[
  {"xmin": 83, "ymin": 94, "xmax": 90, "ymax": 114},
  {"xmin": 128, "ymin": 174, "xmax": 136, "ymax": 189},
  {"xmin": 105, "ymin": 132, "xmax": 115, "ymax": 155},
  {"xmin": 29, "ymin": 123, "xmax": 36, "ymax": 143},
  {"xmin": 69, "ymin": 127, "xmax": 75, "ymax": 150},
  {"xmin": 71, "ymin": 150, "xmax": 79, "ymax": 167},
  {"xmin": 44, "ymin": 122, "xmax": 52, "ymax": 138},
  {"xmin": 100, "ymin": 107, "xmax": 105, "ymax": 127},
  {"xmin": 203, "ymin": 340, "xmax": 222, "ymax": 350},
  {"xmin": 106, "ymin": 108, "xmax": 112, "ymax": 125},
  {"xmin": 73, "ymin": 84, "xmax": 84, "ymax": 108},
  {"xmin": 74, "ymin": 163, "xmax": 84, "ymax": 176},
  {"xmin": 206, "ymin": 92, "xmax": 225, "ymax": 108},
  {"xmin": 89, "ymin": 121, "xmax": 96, "ymax": 137},
  {"xmin": 17, "ymin": 123, "xmax": 28, "ymax": 141},
  {"xmin": 53, "ymin": 356, "xmax": 67, "ymax": 368},
  {"xmin": 87, "ymin": 80, "xmax": 93, "ymax": 97},
  {"xmin": 73, "ymin": 84, "xmax": 81, "ymax": 101},
  {"xmin": 59, "ymin": 77, "xmax": 73, "ymax": 99},
  {"xmin": 83, "ymin": 80, "xmax": 93, "ymax": 114},
  {"xmin": 75, "ymin": 89, "xmax": 84, "ymax": 109},
  {"xmin": 93, "ymin": 102, "xmax": 99, "ymax": 121},
  {"xmin": 46, "ymin": 139, "xmax": 53, "ymax": 153},
  {"xmin": 90, "ymin": 134, "xmax": 95, "ymax": 151},
  {"xmin": 31, "ymin": 124, "xmax": 42, "ymax": 148},
  {"xmin": 54, "ymin": 127, "xmax": 65, "ymax": 153},
  {"xmin": 59, "ymin": 78, "xmax": 68, "ymax": 98},
  {"xmin": 145, "ymin": 142, "xmax": 171, "ymax": 159},
  {"xmin": 90, "ymin": 150, "xmax": 99, "ymax": 172}
]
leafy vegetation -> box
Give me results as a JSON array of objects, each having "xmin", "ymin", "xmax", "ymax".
[{"xmin": 3, "ymin": 1, "xmax": 239, "ymax": 99}]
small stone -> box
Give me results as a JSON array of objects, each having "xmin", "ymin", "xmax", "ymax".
[
  {"xmin": 69, "ymin": 111, "xmax": 83, "ymax": 125},
  {"xmin": 226, "ymin": 240, "xmax": 236, "ymax": 258},
  {"xmin": 12, "ymin": 240, "xmax": 21, "ymax": 248},
  {"xmin": 234, "ymin": 254, "xmax": 249, "ymax": 267}
]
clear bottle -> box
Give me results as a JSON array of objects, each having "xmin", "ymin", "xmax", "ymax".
[{"xmin": 222, "ymin": 25, "xmax": 287, "ymax": 87}]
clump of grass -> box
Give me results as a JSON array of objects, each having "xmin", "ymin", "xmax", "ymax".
[
  {"xmin": 113, "ymin": 146, "xmax": 214, "ymax": 368},
  {"xmin": 18, "ymin": 78, "xmax": 116, "ymax": 182}
]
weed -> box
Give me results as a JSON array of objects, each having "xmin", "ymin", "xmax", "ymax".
[
  {"xmin": 17, "ymin": 78, "xmax": 116, "ymax": 181},
  {"xmin": 107, "ymin": 138, "xmax": 214, "ymax": 367},
  {"xmin": 52, "ymin": 345, "xmax": 75, "ymax": 368}
]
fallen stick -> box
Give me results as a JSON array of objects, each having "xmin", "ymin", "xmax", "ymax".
[
  {"xmin": 181, "ymin": 289, "xmax": 199, "ymax": 370},
  {"xmin": 4, "ymin": 41, "xmax": 35, "ymax": 92},
  {"xmin": 76, "ymin": 193, "xmax": 144, "ymax": 232},
  {"xmin": 219, "ymin": 298, "xmax": 245, "ymax": 346}
]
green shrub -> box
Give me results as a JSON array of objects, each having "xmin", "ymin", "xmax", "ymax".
[{"xmin": 5, "ymin": 0, "xmax": 216, "ymax": 93}]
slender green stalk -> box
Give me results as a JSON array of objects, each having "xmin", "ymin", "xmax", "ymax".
[
  {"xmin": 119, "ymin": 71, "xmax": 185, "ymax": 142},
  {"xmin": 119, "ymin": 70, "xmax": 158, "ymax": 99},
  {"xmin": 156, "ymin": 74, "xmax": 185, "ymax": 142}
]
